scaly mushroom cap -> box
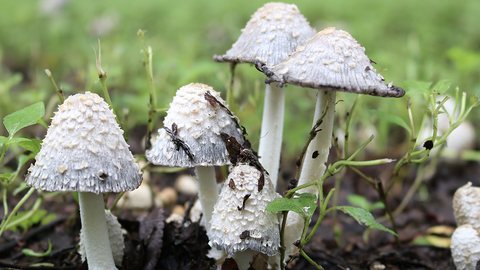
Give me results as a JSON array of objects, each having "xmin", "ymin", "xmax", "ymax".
[
  {"xmin": 214, "ymin": 2, "xmax": 315, "ymax": 66},
  {"xmin": 453, "ymin": 182, "xmax": 480, "ymax": 231},
  {"xmin": 146, "ymin": 83, "xmax": 244, "ymax": 167},
  {"xmin": 450, "ymin": 224, "xmax": 480, "ymax": 270},
  {"xmin": 209, "ymin": 164, "xmax": 281, "ymax": 256},
  {"xmin": 79, "ymin": 209, "xmax": 124, "ymax": 267},
  {"xmin": 25, "ymin": 92, "xmax": 142, "ymax": 194},
  {"xmin": 257, "ymin": 27, "xmax": 405, "ymax": 98}
]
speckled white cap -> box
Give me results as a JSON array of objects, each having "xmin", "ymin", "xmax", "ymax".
[
  {"xmin": 25, "ymin": 91, "xmax": 142, "ymax": 194},
  {"xmin": 258, "ymin": 27, "xmax": 405, "ymax": 98},
  {"xmin": 453, "ymin": 182, "xmax": 480, "ymax": 231},
  {"xmin": 214, "ymin": 2, "xmax": 315, "ymax": 66},
  {"xmin": 146, "ymin": 83, "xmax": 244, "ymax": 167},
  {"xmin": 79, "ymin": 209, "xmax": 124, "ymax": 267},
  {"xmin": 451, "ymin": 224, "xmax": 480, "ymax": 270},
  {"xmin": 209, "ymin": 164, "xmax": 281, "ymax": 256}
]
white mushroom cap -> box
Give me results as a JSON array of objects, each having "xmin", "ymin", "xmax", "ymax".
[
  {"xmin": 257, "ymin": 27, "xmax": 405, "ymax": 98},
  {"xmin": 214, "ymin": 2, "xmax": 315, "ymax": 66},
  {"xmin": 451, "ymin": 224, "xmax": 480, "ymax": 270},
  {"xmin": 146, "ymin": 83, "xmax": 244, "ymax": 167},
  {"xmin": 79, "ymin": 209, "xmax": 124, "ymax": 267},
  {"xmin": 25, "ymin": 91, "xmax": 142, "ymax": 194},
  {"xmin": 453, "ymin": 182, "xmax": 480, "ymax": 231},
  {"xmin": 209, "ymin": 163, "xmax": 281, "ymax": 256}
]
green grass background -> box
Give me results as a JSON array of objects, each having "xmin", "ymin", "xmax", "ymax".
[{"xmin": 1, "ymin": 0, "xmax": 479, "ymax": 159}]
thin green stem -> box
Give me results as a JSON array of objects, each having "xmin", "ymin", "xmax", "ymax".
[
  {"xmin": 109, "ymin": 191, "xmax": 126, "ymax": 211},
  {"xmin": 5, "ymin": 192, "xmax": 43, "ymax": 230},
  {"xmin": 138, "ymin": 30, "xmax": 158, "ymax": 150},
  {"xmin": 299, "ymin": 248, "xmax": 325, "ymax": 270},
  {"xmin": 344, "ymin": 95, "xmax": 361, "ymax": 159},
  {"xmin": 44, "ymin": 69, "xmax": 65, "ymax": 103},
  {"xmin": 226, "ymin": 62, "xmax": 237, "ymax": 108},
  {"xmin": 0, "ymin": 188, "xmax": 36, "ymax": 237}
]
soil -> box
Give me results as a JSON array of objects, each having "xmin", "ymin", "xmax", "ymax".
[{"xmin": 1, "ymin": 144, "xmax": 475, "ymax": 270}]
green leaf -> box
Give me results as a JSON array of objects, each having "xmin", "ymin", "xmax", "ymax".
[
  {"xmin": 7, "ymin": 209, "xmax": 47, "ymax": 232},
  {"xmin": 3, "ymin": 102, "xmax": 45, "ymax": 138},
  {"xmin": 370, "ymin": 109, "xmax": 411, "ymax": 134},
  {"xmin": 335, "ymin": 206, "xmax": 397, "ymax": 236},
  {"xmin": 22, "ymin": 239, "xmax": 52, "ymax": 257},
  {"xmin": 266, "ymin": 193, "xmax": 317, "ymax": 221},
  {"xmin": 469, "ymin": 95, "xmax": 479, "ymax": 108},
  {"xmin": 431, "ymin": 80, "xmax": 451, "ymax": 94},
  {"xmin": 347, "ymin": 195, "xmax": 384, "ymax": 212},
  {"xmin": 0, "ymin": 173, "xmax": 11, "ymax": 184},
  {"xmin": 402, "ymin": 81, "xmax": 432, "ymax": 95},
  {"xmin": 18, "ymin": 139, "xmax": 42, "ymax": 155}
]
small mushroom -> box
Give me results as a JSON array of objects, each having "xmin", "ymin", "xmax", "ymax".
[
  {"xmin": 256, "ymin": 27, "xmax": 405, "ymax": 262},
  {"xmin": 214, "ymin": 2, "xmax": 316, "ymax": 189},
  {"xmin": 209, "ymin": 164, "xmax": 281, "ymax": 269},
  {"xmin": 146, "ymin": 83, "xmax": 245, "ymax": 233},
  {"xmin": 453, "ymin": 182, "xmax": 480, "ymax": 232},
  {"xmin": 25, "ymin": 91, "xmax": 142, "ymax": 270},
  {"xmin": 450, "ymin": 224, "xmax": 480, "ymax": 270}
]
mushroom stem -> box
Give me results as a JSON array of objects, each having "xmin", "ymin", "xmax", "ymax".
[
  {"xmin": 194, "ymin": 166, "xmax": 218, "ymax": 233},
  {"xmin": 232, "ymin": 249, "xmax": 254, "ymax": 270},
  {"xmin": 283, "ymin": 90, "xmax": 336, "ymax": 261},
  {"xmin": 78, "ymin": 192, "xmax": 117, "ymax": 270},
  {"xmin": 258, "ymin": 82, "xmax": 285, "ymax": 189}
]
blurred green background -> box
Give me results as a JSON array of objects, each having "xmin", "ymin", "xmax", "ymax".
[{"xmin": 1, "ymin": 0, "xmax": 479, "ymax": 162}]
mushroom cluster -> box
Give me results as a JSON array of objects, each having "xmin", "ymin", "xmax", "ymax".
[
  {"xmin": 256, "ymin": 26, "xmax": 405, "ymax": 262},
  {"xmin": 451, "ymin": 182, "xmax": 480, "ymax": 270},
  {"xmin": 25, "ymin": 91, "xmax": 142, "ymax": 270},
  {"xmin": 214, "ymin": 2, "xmax": 315, "ymax": 189},
  {"xmin": 146, "ymin": 83, "xmax": 245, "ymax": 232}
]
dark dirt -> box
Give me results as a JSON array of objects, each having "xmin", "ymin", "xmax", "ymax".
[{"xmin": 1, "ymin": 147, "xmax": 476, "ymax": 270}]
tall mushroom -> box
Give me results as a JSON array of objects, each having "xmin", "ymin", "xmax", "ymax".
[
  {"xmin": 146, "ymin": 83, "xmax": 245, "ymax": 233},
  {"xmin": 256, "ymin": 27, "xmax": 405, "ymax": 261},
  {"xmin": 214, "ymin": 2, "xmax": 315, "ymax": 188},
  {"xmin": 25, "ymin": 91, "xmax": 143, "ymax": 270}
]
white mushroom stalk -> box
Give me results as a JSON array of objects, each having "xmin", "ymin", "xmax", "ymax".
[
  {"xmin": 258, "ymin": 82, "xmax": 285, "ymax": 186},
  {"xmin": 146, "ymin": 83, "xmax": 245, "ymax": 233},
  {"xmin": 213, "ymin": 3, "xmax": 315, "ymax": 188},
  {"xmin": 256, "ymin": 27, "xmax": 405, "ymax": 263},
  {"xmin": 25, "ymin": 92, "xmax": 143, "ymax": 270}
]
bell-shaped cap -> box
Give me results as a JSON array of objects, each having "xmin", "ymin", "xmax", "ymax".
[
  {"xmin": 453, "ymin": 182, "xmax": 480, "ymax": 231},
  {"xmin": 146, "ymin": 83, "xmax": 244, "ymax": 167},
  {"xmin": 257, "ymin": 27, "xmax": 405, "ymax": 98},
  {"xmin": 214, "ymin": 2, "xmax": 315, "ymax": 66},
  {"xmin": 209, "ymin": 164, "xmax": 281, "ymax": 256},
  {"xmin": 25, "ymin": 92, "xmax": 143, "ymax": 194}
]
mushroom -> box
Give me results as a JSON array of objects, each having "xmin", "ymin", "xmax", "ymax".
[
  {"xmin": 146, "ymin": 83, "xmax": 245, "ymax": 233},
  {"xmin": 451, "ymin": 224, "xmax": 480, "ymax": 270},
  {"xmin": 79, "ymin": 209, "xmax": 125, "ymax": 267},
  {"xmin": 256, "ymin": 27, "xmax": 405, "ymax": 261},
  {"xmin": 209, "ymin": 163, "xmax": 281, "ymax": 270},
  {"xmin": 214, "ymin": 2, "xmax": 315, "ymax": 188},
  {"xmin": 453, "ymin": 182, "xmax": 480, "ymax": 232},
  {"xmin": 25, "ymin": 91, "xmax": 143, "ymax": 270}
]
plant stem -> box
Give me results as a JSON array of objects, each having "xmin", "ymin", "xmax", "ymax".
[
  {"xmin": 0, "ymin": 188, "xmax": 36, "ymax": 237},
  {"xmin": 44, "ymin": 69, "xmax": 65, "ymax": 103},
  {"xmin": 299, "ymin": 249, "xmax": 325, "ymax": 270},
  {"xmin": 138, "ymin": 30, "xmax": 157, "ymax": 150},
  {"xmin": 5, "ymin": 192, "xmax": 43, "ymax": 230},
  {"xmin": 226, "ymin": 62, "xmax": 237, "ymax": 108},
  {"xmin": 109, "ymin": 191, "xmax": 126, "ymax": 211}
]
